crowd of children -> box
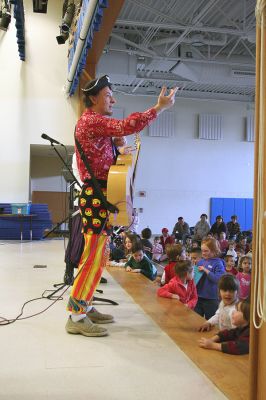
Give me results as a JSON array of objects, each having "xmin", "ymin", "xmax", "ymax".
[{"xmin": 108, "ymin": 216, "xmax": 252, "ymax": 355}]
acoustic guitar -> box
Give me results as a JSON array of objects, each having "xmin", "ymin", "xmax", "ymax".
[{"xmin": 107, "ymin": 134, "xmax": 140, "ymax": 227}]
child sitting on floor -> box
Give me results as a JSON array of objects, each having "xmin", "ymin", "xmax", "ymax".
[
  {"xmin": 226, "ymin": 240, "xmax": 237, "ymax": 261},
  {"xmin": 160, "ymin": 244, "xmax": 185, "ymax": 285},
  {"xmin": 198, "ymin": 274, "xmax": 239, "ymax": 332},
  {"xmin": 198, "ymin": 299, "xmax": 250, "ymax": 355},
  {"xmin": 192, "ymin": 240, "xmax": 201, "ymax": 249},
  {"xmin": 245, "ymin": 241, "xmax": 252, "ymax": 258},
  {"xmin": 219, "ymin": 231, "xmax": 229, "ymax": 255},
  {"xmin": 236, "ymin": 247, "xmax": 245, "ymax": 268},
  {"xmin": 125, "ymin": 241, "xmax": 157, "ymax": 281},
  {"xmin": 189, "ymin": 247, "xmax": 201, "ymax": 265},
  {"xmin": 224, "ymin": 254, "xmax": 238, "ymax": 276},
  {"xmin": 152, "ymin": 236, "xmax": 164, "ymax": 262},
  {"xmin": 109, "ymin": 232, "xmax": 140, "ymax": 267},
  {"xmin": 188, "ymin": 247, "xmax": 202, "ymax": 284},
  {"xmin": 185, "ymin": 237, "xmax": 193, "ymax": 253},
  {"xmin": 236, "ymin": 256, "xmax": 252, "ymax": 301},
  {"xmin": 140, "ymin": 227, "xmax": 153, "ymax": 259},
  {"xmin": 160, "ymin": 227, "xmax": 175, "ymax": 256},
  {"xmin": 157, "ymin": 259, "xmax": 198, "ymax": 309}
]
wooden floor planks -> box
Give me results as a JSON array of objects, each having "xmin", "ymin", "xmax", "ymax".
[{"xmin": 107, "ymin": 267, "xmax": 249, "ymax": 400}]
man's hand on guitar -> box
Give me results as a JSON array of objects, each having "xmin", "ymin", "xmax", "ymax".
[
  {"xmin": 117, "ymin": 145, "xmax": 134, "ymax": 155},
  {"xmin": 154, "ymin": 86, "xmax": 179, "ymax": 114},
  {"xmin": 113, "ymin": 136, "xmax": 127, "ymax": 147}
]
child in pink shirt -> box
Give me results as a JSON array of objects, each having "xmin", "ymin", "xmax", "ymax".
[
  {"xmin": 157, "ymin": 260, "xmax": 198, "ymax": 309},
  {"xmin": 152, "ymin": 236, "xmax": 164, "ymax": 262},
  {"xmin": 236, "ymin": 256, "xmax": 251, "ymax": 300}
]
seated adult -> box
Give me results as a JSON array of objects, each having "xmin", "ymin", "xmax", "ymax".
[
  {"xmin": 172, "ymin": 217, "xmax": 190, "ymax": 243},
  {"xmin": 193, "ymin": 214, "xmax": 210, "ymax": 241},
  {"xmin": 226, "ymin": 215, "xmax": 241, "ymax": 240},
  {"xmin": 209, "ymin": 216, "xmax": 227, "ymax": 239}
]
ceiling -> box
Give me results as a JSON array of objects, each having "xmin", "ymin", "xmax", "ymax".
[{"xmin": 97, "ymin": 0, "xmax": 256, "ymax": 102}]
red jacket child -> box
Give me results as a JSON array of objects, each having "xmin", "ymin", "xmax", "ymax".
[
  {"xmin": 161, "ymin": 244, "xmax": 186, "ymax": 285},
  {"xmin": 160, "ymin": 228, "xmax": 175, "ymax": 253},
  {"xmin": 164, "ymin": 262, "xmax": 177, "ymax": 284},
  {"xmin": 157, "ymin": 260, "xmax": 198, "ymax": 309}
]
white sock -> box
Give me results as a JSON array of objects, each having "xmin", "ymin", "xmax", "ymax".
[
  {"xmin": 86, "ymin": 306, "xmax": 93, "ymax": 312},
  {"xmin": 71, "ymin": 313, "xmax": 86, "ymax": 322}
]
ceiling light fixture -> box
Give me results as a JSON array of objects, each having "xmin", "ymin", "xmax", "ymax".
[
  {"xmin": 191, "ymin": 33, "xmax": 205, "ymax": 47},
  {"xmin": 56, "ymin": 1, "xmax": 75, "ymax": 45}
]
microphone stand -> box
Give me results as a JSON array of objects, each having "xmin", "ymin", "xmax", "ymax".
[
  {"xmin": 44, "ymin": 140, "xmax": 118, "ymax": 306},
  {"xmin": 43, "ymin": 215, "xmax": 69, "ymax": 238},
  {"xmin": 45, "ymin": 141, "xmax": 81, "ymax": 296}
]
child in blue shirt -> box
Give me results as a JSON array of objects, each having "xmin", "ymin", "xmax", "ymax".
[{"xmin": 194, "ymin": 238, "xmax": 225, "ymax": 319}]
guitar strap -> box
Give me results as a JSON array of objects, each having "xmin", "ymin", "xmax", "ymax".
[{"xmin": 74, "ymin": 133, "xmax": 119, "ymax": 215}]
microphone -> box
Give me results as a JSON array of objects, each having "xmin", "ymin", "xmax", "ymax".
[{"xmin": 41, "ymin": 133, "xmax": 64, "ymax": 146}]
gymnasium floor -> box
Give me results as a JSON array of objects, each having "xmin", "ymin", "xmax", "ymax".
[{"xmin": 0, "ymin": 238, "xmax": 227, "ymax": 400}]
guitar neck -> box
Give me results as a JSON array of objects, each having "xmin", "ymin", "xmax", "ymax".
[{"xmin": 132, "ymin": 134, "xmax": 141, "ymax": 183}]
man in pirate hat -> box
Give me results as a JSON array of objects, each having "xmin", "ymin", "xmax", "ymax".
[{"xmin": 66, "ymin": 74, "xmax": 178, "ymax": 337}]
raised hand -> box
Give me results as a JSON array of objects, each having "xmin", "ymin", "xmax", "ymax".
[{"xmin": 154, "ymin": 86, "xmax": 179, "ymax": 114}]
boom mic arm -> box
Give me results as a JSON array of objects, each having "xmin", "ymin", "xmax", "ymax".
[{"xmin": 41, "ymin": 133, "xmax": 63, "ymax": 146}]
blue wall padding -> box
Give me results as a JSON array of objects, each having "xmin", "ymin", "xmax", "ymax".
[{"xmin": 210, "ymin": 197, "xmax": 253, "ymax": 231}]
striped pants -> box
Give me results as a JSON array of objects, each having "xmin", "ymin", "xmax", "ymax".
[{"xmin": 67, "ymin": 233, "xmax": 109, "ymax": 314}]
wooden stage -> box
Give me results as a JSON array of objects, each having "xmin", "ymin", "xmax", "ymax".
[{"xmin": 107, "ymin": 267, "xmax": 249, "ymax": 400}]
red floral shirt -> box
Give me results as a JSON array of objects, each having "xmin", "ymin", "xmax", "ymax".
[{"xmin": 75, "ymin": 108, "xmax": 157, "ymax": 181}]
